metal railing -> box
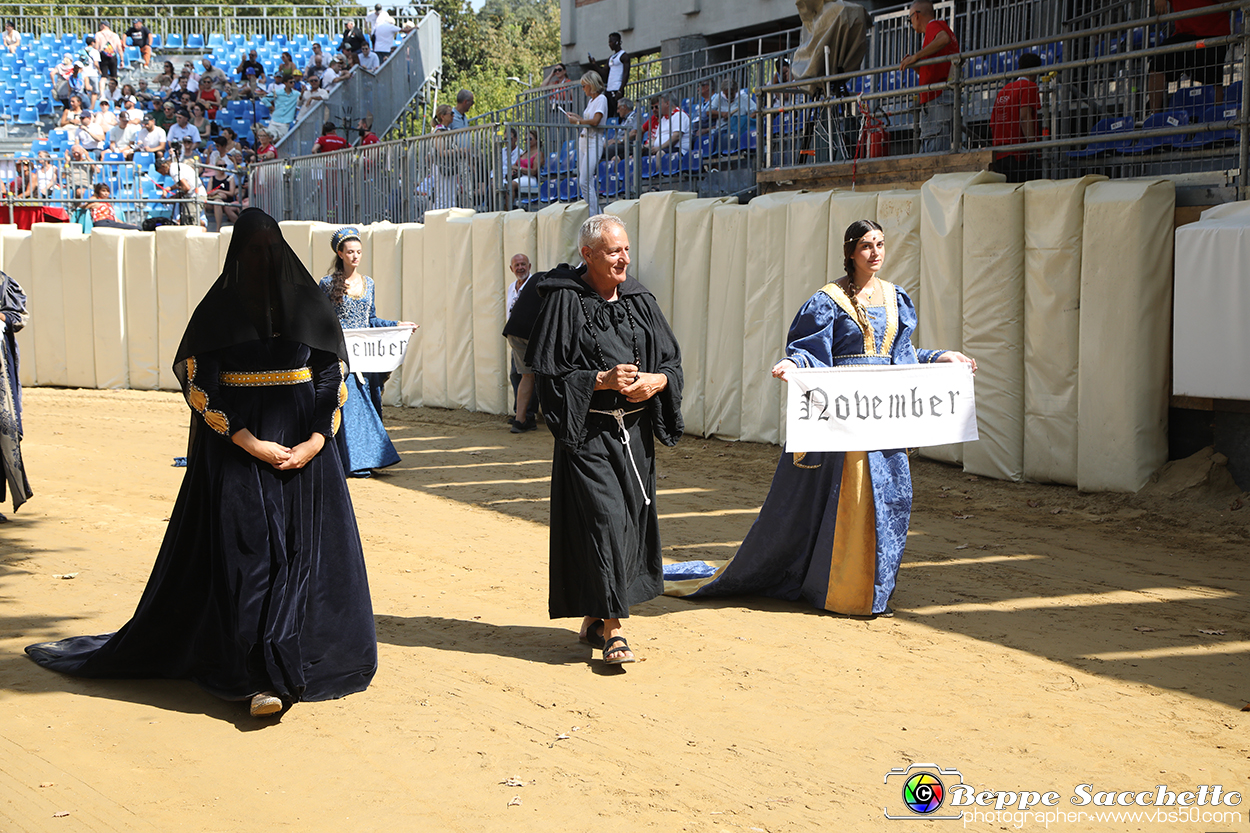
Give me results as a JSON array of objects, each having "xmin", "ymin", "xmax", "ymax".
[
  {"xmin": 758, "ymin": 1, "xmax": 1250, "ymax": 196},
  {"xmin": 251, "ymin": 121, "xmax": 502, "ymax": 223},
  {"xmin": 0, "ymin": 4, "xmax": 431, "ymax": 43},
  {"xmin": 272, "ymin": 9, "xmax": 440, "ymax": 157}
]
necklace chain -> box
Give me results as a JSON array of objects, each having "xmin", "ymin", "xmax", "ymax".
[{"xmin": 578, "ymin": 294, "xmax": 641, "ymax": 371}]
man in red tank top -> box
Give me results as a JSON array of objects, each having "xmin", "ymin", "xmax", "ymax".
[
  {"xmin": 1147, "ymin": 0, "xmax": 1230, "ymax": 112},
  {"xmin": 900, "ymin": 1, "xmax": 960, "ymax": 153}
]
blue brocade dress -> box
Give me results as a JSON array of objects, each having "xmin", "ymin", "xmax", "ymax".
[
  {"xmin": 319, "ymin": 275, "xmax": 401, "ymax": 476},
  {"xmin": 665, "ymin": 280, "xmax": 946, "ymax": 615}
]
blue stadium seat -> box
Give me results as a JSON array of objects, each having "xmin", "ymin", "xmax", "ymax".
[
  {"xmin": 1226, "ymin": 80, "xmax": 1242, "ymax": 106},
  {"xmin": 31, "ymin": 138, "xmax": 49, "ymax": 153},
  {"xmin": 698, "ymin": 132, "xmax": 716, "ymax": 157},
  {"xmin": 1176, "ymin": 103, "xmax": 1240, "ymax": 148},
  {"xmin": 557, "ymin": 177, "xmax": 579, "ymax": 201},
  {"xmin": 683, "ymin": 145, "xmax": 702, "ymax": 171},
  {"xmin": 164, "ymin": 34, "xmax": 183, "ymax": 49},
  {"xmin": 555, "ymin": 140, "xmax": 577, "ymax": 175},
  {"xmin": 132, "ymin": 152, "xmax": 155, "ymax": 169},
  {"xmin": 639, "ymin": 155, "xmax": 658, "ymax": 179},
  {"xmin": 208, "ymin": 33, "xmax": 226, "ymax": 47},
  {"xmin": 537, "ymin": 178, "xmax": 556, "ymax": 203},
  {"xmin": 15, "ymin": 105, "xmax": 38, "ymax": 124},
  {"xmin": 1068, "ymin": 116, "xmax": 1136, "ymax": 157},
  {"xmin": 125, "ymin": 46, "xmax": 140, "ymax": 65},
  {"xmin": 150, "ymin": 33, "xmax": 162, "ymax": 49},
  {"xmin": 1124, "ymin": 110, "xmax": 1188, "ymax": 153},
  {"xmin": 1170, "ymin": 86, "xmax": 1217, "ymax": 123}
]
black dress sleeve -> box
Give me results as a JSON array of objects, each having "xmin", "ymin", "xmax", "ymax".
[
  {"xmin": 526, "ymin": 289, "xmax": 601, "ymax": 450},
  {"xmin": 182, "ymin": 352, "xmax": 248, "ymax": 438},
  {"xmin": 634, "ymin": 293, "xmax": 684, "ymax": 447},
  {"xmin": 310, "ymin": 348, "xmax": 348, "ymax": 440}
]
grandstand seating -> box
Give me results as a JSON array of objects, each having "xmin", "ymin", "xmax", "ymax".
[
  {"xmin": 1068, "ymin": 116, "xmax": 1138, "ymax": 158},
  {"xmin": 1123, "ymin": 110, "xmax": 1189, "ymax": 154}
]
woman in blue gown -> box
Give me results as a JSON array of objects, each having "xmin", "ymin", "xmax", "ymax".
[
  {"xmin": 26, "ymin": 209, "xmax": 377, "ymax": 717},
  {"xmin": 665, "ymin": 219, "xmax": 976, "ymax": 617},
  {"xmin": 318, "ymin": 227, "xmax": 414, "ymax": 477}
]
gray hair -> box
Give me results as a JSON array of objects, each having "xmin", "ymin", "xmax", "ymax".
[
  {"xmin": 455, "ymin": 88, "xmax": 473, "ymax": 105},
  {"xmin": 579, "ymin": 213, "xmax": 626, "ymax": 252}
]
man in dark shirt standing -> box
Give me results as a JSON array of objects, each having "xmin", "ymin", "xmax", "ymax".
[
  {"xmin": 900, "ymin": 1, "xmax": 960, "ymax": 153},
  {"xmin": 989, "ymin": 52, "xmax": 1043, "ymax": 182},
  {"xmin": 125, "ymin": 19, "xmax": 151, "ymax": 68}
]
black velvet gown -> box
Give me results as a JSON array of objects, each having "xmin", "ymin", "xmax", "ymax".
[
  {"xmin": 26, "ymin": 209, "xmax": 377, "ymax": 704},
  {"xmin": 526, "ymin": 264, "xmax": 683, "ymax": 620}
]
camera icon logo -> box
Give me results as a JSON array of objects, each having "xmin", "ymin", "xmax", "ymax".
[{"xmin": 884, "ymin": 763, "xmax": 966, "ymax": 821}]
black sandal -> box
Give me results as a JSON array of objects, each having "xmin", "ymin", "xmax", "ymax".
[
  {"xmin": 578, "ymin": 619, "xmax": 606, "ymax": 649},
  {"xmin": 603, "ymin": 635, "xmax": 635, "ymax": 665}
]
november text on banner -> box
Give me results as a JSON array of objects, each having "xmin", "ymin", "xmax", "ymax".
[
  {"xmin": 785, "ymin": 364, "xmax": 978, "ymax": 453},
  {"xmin": 343, "ymin": 326, "xmax": 414, "ymax": 373}
]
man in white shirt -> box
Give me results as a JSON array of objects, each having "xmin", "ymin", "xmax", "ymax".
[
  {"xmin": 136, "ymin": 113, "xmax": 167, "ymax": 155},
  {"xmin": 199, "ymin": 56, "xmax": 227, "ymax": 85},
  {"xmin": 95, "ymin": 99, "xmax": 119, "ymax": 133},
  {"xmin": 372, "ymin": 20, "xmax": 402, "ymax": 58},
  {"xmin": 299, "ymin": 75, "xmax": 329, "ymax": 110},
  {"xmin": 74, "ymin": 111, "xmax": 106, "ymax": 154},
  {"xmin": 649, "ymin": 95, "xmax": 690, "ymax": 156},
  {"xmin": 357, "ymin": 42, "xmax": 380, "ymax": 72},
  {"xmin": 166, "ymin": 109, "xmax": 201, "ymax": 147},
  {"xmin": 322, "ymin": 56, "xmax": 350, "ymax": 93},
  {"xmin": 107, "ymin": 110, "xmax": 140, "ymax": 158},
  {"xmin": 366, "ymin": 4, "xmax": 393, "ymax": 35}
]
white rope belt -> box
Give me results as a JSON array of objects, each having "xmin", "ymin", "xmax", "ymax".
[{"xmin": 588, "ymin": 407, "xmax": 651, "ymax": 506}]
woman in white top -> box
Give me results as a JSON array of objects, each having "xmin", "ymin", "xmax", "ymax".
[{"xmin": 566, "ymin": 70, "xmax": 607, "ymax": 215}]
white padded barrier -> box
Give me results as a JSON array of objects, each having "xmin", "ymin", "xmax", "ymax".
[
  {"xmin": 502, "ymin": 210, "xmax": 538, "ymax": 273},
  {"xmin": 60, "ymin": 228, "xmax": 96, "ymax": 389},
  {"xmin": 364, "ymin": 223, "xmax": 405, "ymax": 406},
  {"xmin": 604, "ymin": 199, "xmax": 640, "ymax": 253},
  {"xmin": 88, "ymin": 230, "xmax": 129, "ymax": 390},
  {"xmin": 471, "ymin": 211, "xmax": 508, "ymax": 415},
  {"xmin": 185, "ymin": 231, "xmax": 221, "ymax": 321},
  {"xmin": 961, "ymin": 183, "xmax": 1025, "ymax": 481},
  {"xmin": 1021, "ymin": 176, "xmax": 1104, "ymax": 485},
  {"xmin": 155, "ymin": 226, "xmax": 194, "ymax": 390},
  {"xmin": 671, "ymin": 196, "xmax": 736, "ymax": 437},
  {"xmin": 536, "ymin": 201, "xmax": 586, "ymax": 270},
  {"xmin": 781, "ymin": 190, "xmax": 836, "ymax": 445},
  {"xmin": 123, "ymin": 231, "xmax": 158, "ymax": 390},
  {"xmin": 1077, "ymin": 179, "xmax": 1175, "ymax": 493},
  {"xmin": 741, "ymin": 191, "xmax": 799, "ymax": 445},
  {"xmin": 827, "ymin": 191, "xmax": 880, "ymax": 283},
  {"xmin": 703, "ymin": 204, "xmax": 749, "ymax": 441},
  {"xmin": 30, "ymin": 224, "xmax": 68, "ymax": 387},
  {"xmin": 399, "ymin": 223, "xmax": 426, "ymax": 406},
  {"xmin": 279, "ymin": 221, "xmax": 317, "ymax": 276},
  {"xmin": 445, "ymin": 212, "xmax": 477, "ymax": 410},
  {"xmin": 918, "ymin": 170, "xmax": 1003, "ymax": 464},
  {"xmin": 419, "ymin": 209, "xmax": 470, "ymax": 408},
  {"xmin": 637, "ymin": 190, "xmax": 697, "ymax": 319},
  {"xmin": 1173, "ymin": 210, "xmax": 1250, "ymax": 400},
  {"xmin": 2, "ymin": 228, "xmax": 34, "ymax": 387},
  {"xmin": 875, "ymin": 190, "xmax": 922, "ymax": 313}
]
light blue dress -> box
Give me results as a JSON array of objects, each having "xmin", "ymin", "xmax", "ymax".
[
  {"xmin": 319, "ymin": 275, "xmax": 401, "ymax": 476},
  {"xmin": 665, "ymin": 280, "xmax": 946, "ymax": 615}
]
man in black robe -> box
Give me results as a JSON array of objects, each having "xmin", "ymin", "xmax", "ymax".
[
  {"xmin": 526, "ymin": 215, "xmax": 683, "ymax": 664},
  {"xmin": 0, "ymin": 272, "xmax": 31, "ymax": 518}
]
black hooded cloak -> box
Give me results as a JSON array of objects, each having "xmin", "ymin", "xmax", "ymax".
[
  {"xmin": 26, "ymin": 209, "xmax": 377, "ymax": 704},
  {"xmin": 525, "ymin": 263, "xmax": 683, "ymax": 620},
  {"xmin": 0, "ymin": 271, "xmax": 31, "ymax": 512}
]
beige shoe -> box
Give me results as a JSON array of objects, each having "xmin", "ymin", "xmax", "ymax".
[{"xmin": 249, "ymin": 692, "xmax": 283, "ymax": 717}]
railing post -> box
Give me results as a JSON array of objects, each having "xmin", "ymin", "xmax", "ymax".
[
  {"xmin": 282, "ymin": 163, "xmax": 293, "ymax": 221},
  {"xmin": 950, "ymin": 60, "xmax": 963, "ymax": 154},
  {"xmin": 1241, "ymin": 22, "xmax": 1250, "ymax": 201}
]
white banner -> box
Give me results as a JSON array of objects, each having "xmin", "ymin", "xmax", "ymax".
[
  {"xmin": 343, "ymin": 326, "xmax": 414, "ymax": 373},
  {"xmin": 785, "ymin": 364, "xmax": 978, "ymax": 452}
]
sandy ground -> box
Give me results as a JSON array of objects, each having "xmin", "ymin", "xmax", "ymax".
[{"xmin": 1, "ymin": 388, "xmax": 1248, "ymax": 833}]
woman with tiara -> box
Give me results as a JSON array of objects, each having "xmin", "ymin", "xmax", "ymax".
[
  {"xmin": 26, "ymin": 209, "xmax": 377, "ymax": 717},
  {"xmin": 666, "ymin": 219, "xmax": 976, "ymax": 618},
  {"xmin": 319, "ymin": 226, "xmax": 415, "ymax": 478}
]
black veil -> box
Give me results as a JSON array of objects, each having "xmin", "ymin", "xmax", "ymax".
[{"xmin": 173, "ymin": 208, "xmax": 347, "ymax": 389}]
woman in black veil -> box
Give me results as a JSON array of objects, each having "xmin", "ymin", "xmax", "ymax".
[{"xmin": 26, "ymin": 209, "xmax": 377, "ymax": 718}]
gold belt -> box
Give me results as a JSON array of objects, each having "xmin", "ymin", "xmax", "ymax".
[{"xmin": 218, "ymin": 367, "xmax": 313, "ymax": 387}]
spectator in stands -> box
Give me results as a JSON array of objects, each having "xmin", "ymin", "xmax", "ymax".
[
  {"xmin": 157, "ymin": 61, "xmax": 175, "ymax": 88},
  {"xmin": 452, "ymin": 89, "xmax": 474, "ymax": 130},
  {"xmin": 510, "ymin": 128, "xmax": 542, "ymax": 201},
  {"xmin": 206, "ymin": 154, "xmax": 240, "ymax": 230},
  {"xmin": 189, "ymin": 102, "xmax": 211, "ymax": 137},
  {"xmin": 323, "ymin": 56, "xmax": 352, "ymax": 93},
  {"xmin": 300, "ymin": 75, "xmax": 329, "ymax": 112},
  {"xmin": 277, "ymin": 51, "xmax": 299, "ymax": 78},
  {"xmin": 602, "ymin": 97, "xmax": 637, "ymax": 160},
  {"xmin": 153, "ymin": 155, "xmax": 203, "ymax": 227},
  {"xmin": 59, "ymin": 94, "xmax": 86, "ymax": 127},
  {"xmin": 254, "ymin": 127, "xmax": 278, "ymax": 161},
  {"xmin": 35, "ymin": 152, "xmax": 60, "ymax": 197},
  {"xmin": 95, "ymin": 99, "xmax": 118, "ymax": 134},
  {"xmin": 108, "ymin": 109, "xmax": 140, "ymax": 159},
  {"xmin": 340, "ymin": 20, "xmax": 367, "ymax": 61},
  {"xmin": 136, "ymin": 112, "xmax": 167, "ymax": 156},
  {"xmin": 691, "ymin": 79, "xmax": 725, "ymax": 137},
  {"xmin": 372, "ymin": 17, "xmax": 401, "ymax": 59},
  {"xmin": 196, "ymin": 77, "xmax": 221, "ymax": 119},
  {"xmin": 237, "ymin": 50, "xmax": 265, "ymax": 81},
  {"xmin": 568, "ymin": 71, "xmax": 608, "ymax": 214},
  {"xmin": 719, "ymin": 78, "xmax": 756, "ymax": 138},
  {"xmin": 74, "ymin": 111, "xmax": 106, "ymax": 156},
  {"xmin": 305, "ymin": 43, "xmax": 327, "ymax": 76},
  {"xmin": 208, "ymin": 134, "xmax": 231, "ymax": 168},
  {"xmin": 79, "ymin": 36, "xmax": 101, "ymax": 108},
  {"xmin": 3, "ymin": 21, "xmax": 19, "ymax": 54},
  {"xmin": 197, "ymin": 56, "xmax": 223, "ymax": 84},
  {"xmin": 125, "ymin": 19, "xmax": 151, "ymax": 67},
  {"xmin": 588, "ymin": 32, "xmax": 631, "ymax": 115},
  {"xmin": 64, "ymin": 147, "xmax": 93, "ymax": 198},
  {"xmin": 366, "ymin": 4, "xmax": 394, "ymax": 39},
  {"xmin": 632, "ymin": 96, "xmax": 661, "ymax": 150},
  {"xmin": 123, "ymin": 94, "xmax": 143, "ymax": 123},
  {"xmin": 1148, "ymin": 0, "xmax": 1229, "ymax": 112},
  {"xmin": 900, "ymin": 1, "xmax": 960, "ymax": 154},
  {"xmin": 102, "ymin": 76, "xmax": 121, "ymax": 108},
  {"xmin": 358, "ymin": 42, "xmax": 380, "ymax": 73},
  {"xmin": 51, "ymin": 58, "xmax": 84, "ymax": 112},
  {"xmin": 357, "ymin": 117, "xmax": 379, "ymax": 145},
  {"xmin": 10, "ymin": 159, "xmax": 36, "ymax": 201},
  {"xmin": 263, "ymin": 75, "xmax": 300, "ymax": 140},
  {"xmin": 173, "ymin": 71, "xmax": 198, "ymax": 99},
  {"xmin": 236, "ymin": 68, "xmax": 263, "ymax": 100},
  {"xmin": 648, "ymin": 94, "xmax": 691, "ymax": 158},
  {"xmin": 312, "ymin": 121, "xmax": 349, "ymax": 154},
  {"xmin": 87, "ymin": 183, "xmax": 140, "ymax": 230},
  {"xmin": 95, "ymin": 22, "xmax": 122, "ymax": 78},
  {"xmin": 167, "ymin": 109, "xmax": 201, "ymax": 147},
  {"xmin": 155, "ymin": 100, "xmax": 177, "ymax": 129},
  {"xmin": 990, "ymin": 52, "xmax": 1043, "ymax": 183}
]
